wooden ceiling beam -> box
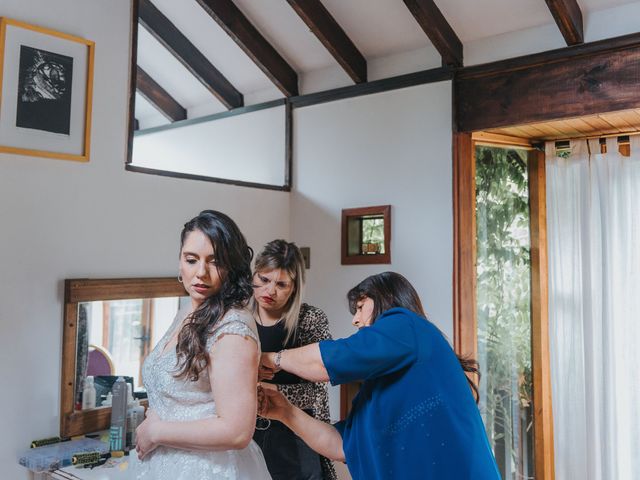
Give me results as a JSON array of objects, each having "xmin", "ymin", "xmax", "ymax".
[
  {"xmin": 286, "ymin": 0, "xmax": 366, "ymax": 83},
  {"xmin": 455, "ymin": 33, "xmax": 640, "ymax": 132},
  {"xmin": 136, "ymin": 66, "xmax": 187, "ymax": 122},
  {"xmin": 402, "ymin": 0, "xmax": 462, "ymax": 67},
  {"xmin": 545, "ymin": 0, "xmax": 583, "ymax": 45},
  {"xmin": 138, "ymin": 0, "xmax": 243, "ymax": 109},
  {"xmin": 196, "ymin": 0, "xmax": 299, "ymax": 96}
]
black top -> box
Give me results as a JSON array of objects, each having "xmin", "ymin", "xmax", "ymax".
[{"xmin": 257, "ymin": 320, "xmax": 302, "ymax": 384}]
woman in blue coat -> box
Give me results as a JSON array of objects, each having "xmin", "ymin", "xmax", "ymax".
[{"xmin": 259, "ymin": 271, "xmax": 500, "ymax": 480}]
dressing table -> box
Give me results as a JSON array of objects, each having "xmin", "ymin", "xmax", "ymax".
[{"xmin": 46, "ymin": 451, "xmax": 139, "ymax": 479}]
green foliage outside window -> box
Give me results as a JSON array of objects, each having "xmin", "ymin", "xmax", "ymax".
[
  {"xmin": 476, "ymin": 146, "xmax": 534, "ymax": 479},
  {"xmin": 361, "ymin": 217, "xmax": 385, "ymax": 254}
]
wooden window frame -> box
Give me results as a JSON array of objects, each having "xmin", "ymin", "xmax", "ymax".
[
  {"xmin": 341, "ymin": 205, "xmax": 391, "ymax": 265},
  {"xmin": 453, "ymin": 133, "xmax": 555, "ymax": 480}
]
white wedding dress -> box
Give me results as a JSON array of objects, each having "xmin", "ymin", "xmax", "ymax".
[{"xmin": 136, "ymin": 308, "xmax": 272, "ymax": 480}]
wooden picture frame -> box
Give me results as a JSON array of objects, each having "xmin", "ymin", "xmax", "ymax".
[
  {"xmin": 0, "ymin": 17, "xmax": 94, "ymax": 162},
  {"xmin": 341, "ymin": 205, "xmax": 391, "ymax": 265}
]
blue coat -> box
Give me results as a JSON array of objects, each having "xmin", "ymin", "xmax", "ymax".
[{"xmin": 319, "ymin": 307, "xmax": 500, "ymax": 480}]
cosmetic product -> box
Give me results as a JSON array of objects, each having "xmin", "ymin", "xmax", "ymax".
[
  {"xmin": 109, "ymin": 377, "xmax": 127, "ymax": 452},
  {"xmin": 82, "ymin": 376, "xmax": 96, "ymax": 410},
  {"xmin": 126, "ymin": 398, "xmax": 145, "ymax": 447}
]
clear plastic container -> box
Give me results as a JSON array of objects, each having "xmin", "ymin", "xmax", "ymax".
[{"xmin": 18, "ymin": 437, "xmax": 109, "ymax": 472}]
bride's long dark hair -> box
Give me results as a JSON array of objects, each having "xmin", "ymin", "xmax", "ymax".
[
  {"xmin": 347, "ymin": 271, "xmax": 481, "ymax": 402},
  {"xmin": 175, "ymin": 210, "xmax": 253, "ymax": 381}
]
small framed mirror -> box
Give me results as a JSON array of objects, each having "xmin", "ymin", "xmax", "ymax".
[
  {"xmin": 341, "ymin": 205, "xmax": 391, "ymax": 265},
  {"xmin": 60, "ymin": 277, "xmax": 187, "ymax": 438}
]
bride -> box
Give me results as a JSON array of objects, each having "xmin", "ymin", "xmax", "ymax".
[{"xmin": 135, "ymin": 210, "xmax": 272, "ymax": 480}]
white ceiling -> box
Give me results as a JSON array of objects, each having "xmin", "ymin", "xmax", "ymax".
[{"xmin": 135, "ymin": 0, "xmax": 640, "ymax": 128}]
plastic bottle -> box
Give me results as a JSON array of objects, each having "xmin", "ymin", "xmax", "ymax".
[
  {"xmin": 82, "ymin": 376, "xmax": 96, "ymax": 410},
  {"xmin": 126, "ymin": 399, "xmax": 145, "ymax": 447},
  {"xmin": 109, "ymin": 377, "xmax": 127, "ymax": 452}
]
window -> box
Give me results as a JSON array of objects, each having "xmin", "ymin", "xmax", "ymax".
[
  {"xmin": 341, "ymin": 205, "xmax": 391, "ymax": 265},
  {"xmin": 453, "ymin": 132, "xmax": 554, "ymax": 480},
  {"xmin": 475, "ymin": 145, "xmax": 534, "ymax": 479}
]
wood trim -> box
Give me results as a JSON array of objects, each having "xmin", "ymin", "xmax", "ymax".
[
  {"xmin": 286, "ymin": 0, "xmax": 366, "ymax": 83},
  {"xmin": 341, "ymin": 205, "xmax": 391, "ymax": 265},
  {"xmin": 138, "ymin": 0, "xmax": 243, "ymax": 109},
  {"xmin": 472, "ymin": 132, "xmax": 533, "ymax": 149},
  {"xmin": 126, "ymin": 0, "xmax": 140, "ymax": 165},
  {"xmin": 125, "ymin": 164, "xmax": 292, "ymax": 191},
  {"xmin": 135, "ymin": 99, "xmax": 284, "ymax": 136},
  {"xmin": 196, "ymin": 0, "xmax": 299, "ymax": 97},
  {"xmin": 402, "ymin": 0, "xmax": 462, "ymax": 67},
  {"xmin": 67, "ymin": 278, "xmax": 186, "ymax": 303},
  {"xmin": 545, "ymin": 0, "xmax": 583, "ymax": 46},
  {"xmin": 528, "ymin": 150, "xmax": 555, "ymax": 480},
  {"xmin": 284, "ymin": 100, "xmax": 293, "ymax": 187},
  {"xmin": 136, "ymin": 66, "xmax": 187, "ymax": 122},
  {"xmin": 290, "ymin": 66, "xmax": 453, "ymax": 108},
  {"xmin": 60, "ymin": 301, "xmax": 79, "ymax": 437},
  {"xmin": 452, "ymin": 132, "xmax": 477, "ymax": 358}
]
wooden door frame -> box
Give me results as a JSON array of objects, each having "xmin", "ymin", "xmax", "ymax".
[{"xmin": 453, "ymin": 134, "xmax": 554, "ymax": 479}]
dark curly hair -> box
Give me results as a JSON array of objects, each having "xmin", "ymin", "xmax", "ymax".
[
  {"xmin": 347, "ymin": 271, "xmax": 480, "ymax": 403},
  {"xmin": 174, "ymin": 210, "xmax": 253, "ymax": 381}
]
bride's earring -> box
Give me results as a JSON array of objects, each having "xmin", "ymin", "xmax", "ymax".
[{"xmin": 178, "ymin": 274, "xmax": 183, "ymax": 283}]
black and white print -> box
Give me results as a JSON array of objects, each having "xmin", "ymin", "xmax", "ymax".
[{"xmin": 16, "ymin": 45, "xmax": 73, "ymax": 135}]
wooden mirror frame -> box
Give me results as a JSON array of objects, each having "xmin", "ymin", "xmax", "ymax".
[
  {"xmin": 60, "ymin": 277, "xmax": 186, "ymax": 438},
  {"xmin": 341, "ymin": 205, "xmax": 391, "ymax": 265}
]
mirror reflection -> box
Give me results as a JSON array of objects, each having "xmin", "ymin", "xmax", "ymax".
[{"xmin": 75, "ymin": 296, "xmax": 188, "ymax": 410}]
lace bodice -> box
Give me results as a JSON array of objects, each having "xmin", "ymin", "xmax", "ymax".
[
  {"xmin": 142, "ymin": 308, "xmax": 259, "ymax": 421},
  {"xmin": 136, "ymin": 307, "xmax": 271, "ymax": 480}
]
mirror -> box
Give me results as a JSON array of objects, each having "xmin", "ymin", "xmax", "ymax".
[
  {"xmin": 341, "ymin": 205, "xmax": 391, "ymax": 265},
  {"xmin": 61, "ymin": 277, "xmax": 187, "ymax": 438}
]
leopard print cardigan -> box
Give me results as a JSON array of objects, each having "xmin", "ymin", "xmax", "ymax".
[{"xmin": 277, "ymin": 303, "xmax": 338, "ymax": 480}]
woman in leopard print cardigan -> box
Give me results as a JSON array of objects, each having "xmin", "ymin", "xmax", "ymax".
[{"xmin": 251, "ymin": 239, "xmax": 337, "ymax": 480}]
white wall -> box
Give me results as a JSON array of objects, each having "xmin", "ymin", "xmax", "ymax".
[
  {"xmin": 465, "ymin": 1, "xmax": 640, "ymax": 66},
  {"xmin": 290, "ymin": 82, "xmax": 453, "ymax": 425},
  {"xmin": 132, "ymin": 104, "xmax": 288, "ymax": 186},
  {"xmin": 0, "ymin": 1, "xmax": 289, "ymax": 478}
]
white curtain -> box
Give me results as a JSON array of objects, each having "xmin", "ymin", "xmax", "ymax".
[{"xmin": 546, "ymin": 137, "xmax": 640, "ymax": 480}]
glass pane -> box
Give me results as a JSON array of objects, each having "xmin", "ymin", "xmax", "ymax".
[
  {"xmin": 475, "ymin": 145, "xmax": 534, "ymax": 479},
  {"xmin": 108, "ymin": 299, "xmax": 144, "ymax": 385},
  {"xmin": 361, "ymin": 216, "xmax": 385, "ymax": 254}
]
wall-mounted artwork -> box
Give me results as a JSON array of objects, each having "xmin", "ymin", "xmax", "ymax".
[
  {"xmin": 0, "ymin": 17, "xmax": 94, "ymax": 161},
  {"xmin": 341, "ymin": 205, "xmax": 391, "ymax": 265}
]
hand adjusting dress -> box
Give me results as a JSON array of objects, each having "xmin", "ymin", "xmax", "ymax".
[{"xmin": 136, "ymin": 308, "xmax": 272, "ymax": 480}]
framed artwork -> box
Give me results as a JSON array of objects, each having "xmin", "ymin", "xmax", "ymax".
[
  {"xmin": 341, "ymin": 205, "xmax": 391, "ymax": 265},
  {"xmin": 0, "ymin": 17, "xmax": 95, "ymax": 161}
]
